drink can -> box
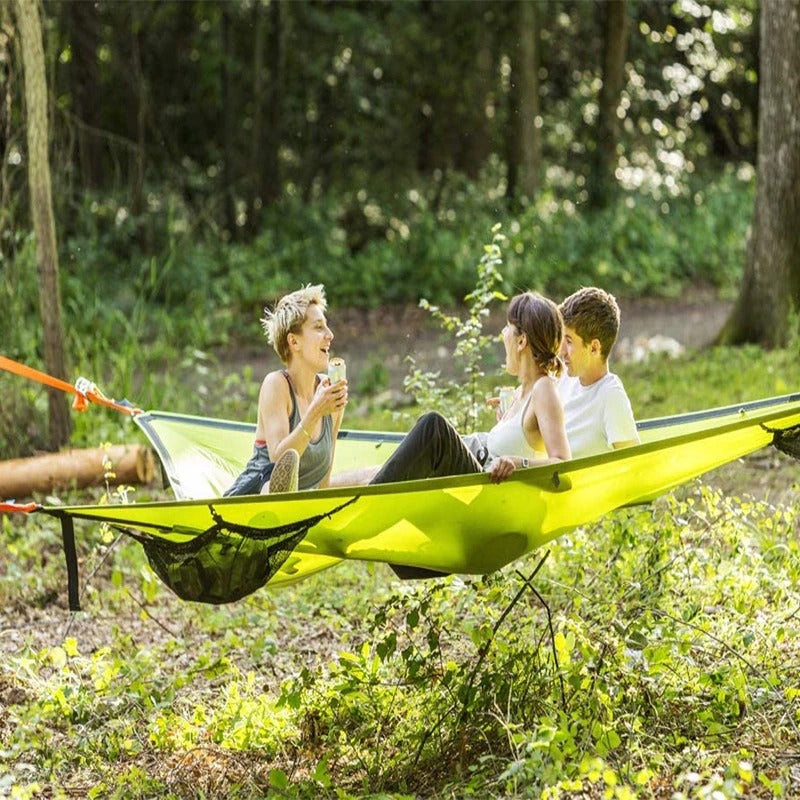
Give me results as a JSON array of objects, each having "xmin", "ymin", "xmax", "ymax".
[
  {"xmin": 499, "ymin": 386, "xmax": 515, "ymax": 415},
  {"xmin": 328, "ymin": 357, "xmax": 346, "ymax": 384}
]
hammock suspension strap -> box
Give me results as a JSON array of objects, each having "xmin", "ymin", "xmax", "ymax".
[
  {"xmin": 0, "ymin": 355, "xmax": 141, "ymax": 416},
  {"xmin": 0, "ymin": 500, "xmax": 39, "ymax": 513}
]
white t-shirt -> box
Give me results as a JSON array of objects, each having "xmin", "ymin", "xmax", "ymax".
[{"xmin": 558, "ymin": 372, "xmax": 639, "ymax": 459}]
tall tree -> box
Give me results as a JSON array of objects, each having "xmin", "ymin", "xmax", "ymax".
[
  {"xmin": 221, "ymin": 3, "xmax": 236, "ymax": 236},
  {"xmin": 720, "ymin": 0, "xmax": 800, "ymax": 347},
  {"xmin": 13, "ymin": 0, "xmax": 71, "ymax": 447},
  {"xmin": 588, "ymin": 0, "xmax": 628, "ymax": 207},
  {"xmin": 509, "ymin": 0, "xmax": 541, "ymax": 201},
  {"xmin": 129, "ymin": 3, "xmax": 147, "ymax": 218},
  {"xmin": 63, "ymin": 0, "xmax": 103, "ymax": 188},
  {"xmin": 247, "ymin": 0, "xmax": 284, "ymax": 234}
]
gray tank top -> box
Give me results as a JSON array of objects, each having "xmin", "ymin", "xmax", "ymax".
[{"xmin": 285, "ymin": 372, "xmax": 334, "ymax": 489}]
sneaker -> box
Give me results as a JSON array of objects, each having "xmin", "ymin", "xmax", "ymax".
[{"xmin": 267, "ymin": 449, "xmax": 300, "ymax": 494}]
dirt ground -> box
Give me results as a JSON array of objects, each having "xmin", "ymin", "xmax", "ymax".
[{"xmin": 234, "ymin": 288, "xmax": 734, "ymax": 393}]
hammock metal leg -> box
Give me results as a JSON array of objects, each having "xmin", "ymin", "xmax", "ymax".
[{"xmin": 59, "ymin": 516, "xmax": 81, "ymax": 612}]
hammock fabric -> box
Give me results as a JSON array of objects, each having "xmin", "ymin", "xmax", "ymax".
[
  {"xmin": 1, "ymin": 355, "xmax": 798, "ymax": 608},
  {"xmin": 13, "ymin": 391, "xmax": 799, "ymax": 610}
]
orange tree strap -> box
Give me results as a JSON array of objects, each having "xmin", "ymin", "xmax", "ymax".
[
  {"xmin": 0, "ymin": 501, "xmax": 39, "ymax": 513},
  {"xmin": 0, "ymin": 355, "xmax": 141, "ymax": 416}
]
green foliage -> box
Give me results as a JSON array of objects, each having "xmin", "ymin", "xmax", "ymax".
[
  {"xmin": 617, "ymin": 343, "xmax": 800, "ymax": 419},
  {"xmin": 401, "ymin": 223, "xmax": 507, "ymax": 432},
  {"xmin": 2, "ymin": 472, "xmax": 798, "ymax": 797},
  {"xmin": 16, "ymin": 166, "xmax": 752, "ymax": 455},
  {"xmin": 3, "ymin": 243, "xmax": 799, "ymax": 796},
  {"xmin": 0, "ymin": 237, "xmax": 49, "ymax": 459},
  {"xmin": 55, "ymin": 168, "xmax": 753, "ymax": 361},
  {"xmin": 505, "ymin": 168, "xmax": 754, "ymax": 299}
]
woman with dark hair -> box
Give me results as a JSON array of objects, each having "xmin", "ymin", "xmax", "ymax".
[{"xmin": 369, "ymin": 291, "xmax": 571, "ymax": 487}]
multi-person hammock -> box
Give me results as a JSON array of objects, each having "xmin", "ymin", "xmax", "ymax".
[{"xmin": 2, "ymin": 355, "xmax": 799, "ymax": 610}]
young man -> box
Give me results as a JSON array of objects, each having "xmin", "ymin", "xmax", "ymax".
[{"xmin": 558, "ymin": 287, "xmax": 639, "ymax": 458}]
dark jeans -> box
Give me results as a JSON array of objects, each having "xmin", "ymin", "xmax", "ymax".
[
  {"xmin": 371, "ymin": 411, "xmax": 482, "ymax": 580},
  {"xmin": 370, "ymin": 411, "xmax": 483, "ymax": 485},
  {"xmin": 223, "ymin": 443, "xmax": 275, "ymax": 497}
]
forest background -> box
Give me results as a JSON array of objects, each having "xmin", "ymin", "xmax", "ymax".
[{"xmin": 1, "ymin": 1, "xmax": 800, "ymax": 799}]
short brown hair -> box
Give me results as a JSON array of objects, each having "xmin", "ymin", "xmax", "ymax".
[
  {"xmin": 261, "ymin": 284, "xmax": 327, "ymax": 363},
  {"xmin": 559, "ymin": 287, "xmax": 620, "ymax": 360},
  {"xmin": 507, "ymin": 291, "xmax": 564, "ymax": 377}
]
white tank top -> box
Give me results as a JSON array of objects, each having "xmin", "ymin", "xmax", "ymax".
[{"xmin": 486, "ymin": 391, "xmax": 545, "ymax": 460}]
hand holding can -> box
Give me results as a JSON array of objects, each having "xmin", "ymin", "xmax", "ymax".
[
  {"xmin": 328, "ymin": 357, "xmax": 346, "ymax": 384},
  {"xmin": 498, "ymin": 386, "xmax": 515, "ymax": 415}
]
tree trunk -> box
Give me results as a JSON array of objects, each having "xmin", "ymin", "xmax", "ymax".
[
  {"xmin": 65, "ymin": 0, "xmax": 103, "ymax": 188},
  {"xmin": 130, "ymin": 5, "xmax": 146, "ymax": 218},
  {"xmin": 513, "ymin": 0, "xmax": 541, "ymax": 201},
  {"xmin": 14, "ymin": 0, "xmax": 71, "ymax": 448},
  {"xmin": 719, "ymin": 0, "xmax": 800, "ymax": 347},
  {"xmin": 458, "ymin": 34, "xmax": 492, "ymax": 178},
  {"xmin": 588, "ymin": 0, "xmax": 628, "ymax": 208},
  {"xmin": 416, "ymin": 0, "xmax": 438, "ymax": 174},
  {"xmin": 1, "ymin": 1, "xmax": 14, "ymax": 228},
  {"xmin": 0, "ymin": 444, "xmax": 155, "ymax": 498},
  {"xmin": 221, "ymin": 5, "xmax": 237, "ymax": 236},
  {"xmin": 246, "ymin": 0, "xmax": 265, "ymax": 234},
  {"xmin": 245, "ymin": 0, "xmax": 285, "ymax": 228},
  {"xmin": 261, "ymin": 0, "xmax": 284, "ymax": 208}
]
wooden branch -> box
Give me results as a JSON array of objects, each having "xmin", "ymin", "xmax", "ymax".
[{"xmin": 0, "ymin": 444, "xmax": 155, "ymax": 498}]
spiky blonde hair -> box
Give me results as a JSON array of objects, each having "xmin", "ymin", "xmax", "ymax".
[{"xmin": 261, "ymin": 284, "xmax": 327, "ymax": 363}]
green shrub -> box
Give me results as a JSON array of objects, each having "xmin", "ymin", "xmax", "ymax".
[{"xmin": 56, "ymin": 168, "xmax": 754, "ymax": 355}]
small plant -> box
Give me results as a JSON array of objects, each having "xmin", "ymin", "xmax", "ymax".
[{"xmin": 401, "ymin": 224, "xmax": 507, "ymax": 433}]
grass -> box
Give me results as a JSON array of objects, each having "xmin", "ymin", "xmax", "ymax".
[{"xmin": 1, "ymin": 336, "xmax": 799, "ymax": 799}]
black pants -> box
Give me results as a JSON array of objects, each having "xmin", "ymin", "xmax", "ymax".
[
  {"xmin": 370, "ymin": 411, "xmax": 483, "ymax": 485},
  {"xmin": 371, "ymin": 411, "xmax": 482, "ymax": 579}
]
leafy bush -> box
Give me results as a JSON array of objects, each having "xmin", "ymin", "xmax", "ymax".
[
  {"xmin": 56, "ymin": 168, "xmax": 753, "ymax": 358},
  {"xmin": 3, "ymin": 479, "xmax": 797, "ymax": 798}
]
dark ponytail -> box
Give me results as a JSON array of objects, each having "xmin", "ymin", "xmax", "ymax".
[{"xmin": 508, "ymin": 292, "xmax": 564, "ymax": 377}]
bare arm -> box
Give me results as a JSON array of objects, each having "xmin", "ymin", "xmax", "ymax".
[
  {"xmin": 328, "ymin": 465, "xmax": 381, "ymax": 486},
  {"xmin": 258, "ymin": 373, "xmax": 308, "ymax": 462},
  {"xmin": 488, "ymin": 379, "xmax": 571, "ymax": 484},
  {"xmin": 532, "ymin": 380, "xmax": 571, "ymax": 463},
  {"xmin": 259, "ymin": 373, "xmax": 348, "ymax": 467}
]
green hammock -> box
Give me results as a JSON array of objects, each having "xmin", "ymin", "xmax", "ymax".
[{"xmin": 36, "ymin": 392, "xmax": 800, "ymax": 609}]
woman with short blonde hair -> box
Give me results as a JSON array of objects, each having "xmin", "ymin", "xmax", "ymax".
[
  {"xmin": 225, "ymin": 284, "xmax": 347, "ymax": 496},
  {"xmin": 262, "ymin": 284, "xmax": 327, "ymax": 364}
]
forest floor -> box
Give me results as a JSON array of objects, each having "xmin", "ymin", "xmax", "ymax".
[
  {"xmin": 2, "ymin": 292, "xmax": 798, "ymax": 800},
  {"xmin": 227, "ymin": 287, "xmax": 733, "ymax": 391}
]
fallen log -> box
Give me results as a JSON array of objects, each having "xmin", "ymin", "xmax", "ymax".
[{"xmin": 0, "ymin": 444, "xmax": 155, "ymax": 499}]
